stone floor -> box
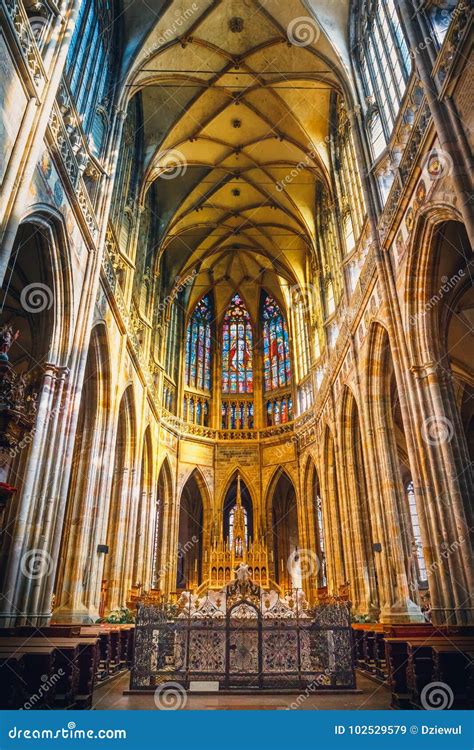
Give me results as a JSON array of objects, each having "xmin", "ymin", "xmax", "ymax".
[{"xmin": 92, "ymin": 672, "xmax": 392, "ymax": 710}]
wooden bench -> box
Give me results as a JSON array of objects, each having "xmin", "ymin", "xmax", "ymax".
[
  {"xmin": 385, "ymin": 635, "xmax": 474, "ymax": 709},
  {"xmin": 352, "ymin": 624, "xmax": 387, "ymax": 682},
  {"xmin": 0, "ymin": 645, "xmax": 57, "ymax": 709},
  {"xmin": 0, "ymin": 636, "xmax": 99, "ymax": 709}
]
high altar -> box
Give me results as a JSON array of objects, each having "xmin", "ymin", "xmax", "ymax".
[{"xmin": 205, "ymin": 475, "xmax": 270, "ymax": 591}]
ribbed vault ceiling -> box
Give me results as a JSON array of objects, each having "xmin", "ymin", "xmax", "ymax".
[{"xmin": 122, "ymin": 0, "xmax": 352, "ymax": 317}]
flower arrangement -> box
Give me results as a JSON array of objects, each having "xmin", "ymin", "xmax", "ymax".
[{"xmin": 97, "ymin": 607, "xmax": 135, "ymax": 624}]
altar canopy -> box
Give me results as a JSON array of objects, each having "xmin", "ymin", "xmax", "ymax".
[{"xmin": 131, "ymin": 567, "xmax": 355, "ymax": 691}]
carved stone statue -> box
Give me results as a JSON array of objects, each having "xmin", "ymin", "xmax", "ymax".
[{"xmin": 0, "ymin": 325, "xmax": 19, "ymax": 362}]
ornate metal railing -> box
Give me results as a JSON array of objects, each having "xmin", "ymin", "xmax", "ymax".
[{"xmin": 131, "ymin": 572, "xmax": 354, "ymax": 691}]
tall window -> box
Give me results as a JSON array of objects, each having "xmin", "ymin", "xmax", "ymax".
[
  {"xmin": 110, "ymin": 97, "xmax": 142, "ymax": 239},
  {"xmin": 185, "ymin": 295, "xmax": 212, "ymax": 391},
  {"xmin": 333, "ymin": 98, "xmax": 366, "ymax": 248},
  {"xmin": 358, "ymin": 0, "xmax": 411, "ymax": 153},
  {"xmin": 293, "ymin": 297, "xmax": 310, "ymax": 382},
  {"xmin": 406, "ymin": 482, "xmax": 427, "ymax": 584},
  {"xmin": 164, "ymin": 296, "xmax": 182, "ymax": 385},
  {"xmin": 66, "ymin": 0, "xmax": 114, "ymax": 144},
  {"xmin": 316, "ymin": 494, "xmax": 327, "ymax": 588},
  {"xmin": 222, "ymin": 294, "xmax": 253, "ymax": 394},
  {"xmin": 262, "ymin": 294, "xmax": 291, "ymax": 392}
]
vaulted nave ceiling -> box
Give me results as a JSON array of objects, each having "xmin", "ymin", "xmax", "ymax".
[{"xmin": 121, "ymin": 0, "xmax": 353, "ymax": 314}]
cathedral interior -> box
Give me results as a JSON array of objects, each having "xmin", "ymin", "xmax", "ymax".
[{"xmin": 0, "ymin": 0, "xmax": 473, "ymax": 711}]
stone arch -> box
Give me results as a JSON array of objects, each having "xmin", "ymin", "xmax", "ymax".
[
  {"xmin": 320, "ymin": 423, "xmax": 345, "ymax": 595},
  {"xmin": 0, "ymin": 213, "xmax": 76, "ymax": 625},
  {"xmin": 152, "ymin": 455, "xmax": 174, "ymax": 591},
  {"xmin": 132, "ymin": 425, "xmax": 154, "ymax": 589},
  {"xmin": 364, "ymin": 321, "xmax": 425, "ymax": 622},
  {"xmin": 53, "ymin": 323, "xmax": 112, "ymax": 621},
  {"xmin": 265, "ymin": 467, "xmax": 298, "ymax": 592},
  {"xmin": 179, "ymin": 465, "xmax": 212, "ymax": 518},
  {"xmin": 404, "ymin": 208, "xmax": 466, "ymax": 362},
  {"xmin": 104, "ymin": 385, "xmax": 137, "ymax": 612},
  {"xmin": 176, "ymin": 468, "xmax": 209, "ymax": 591},
  {"xmin": 7, "ymin": 209, "xmax": 74, "ymax": 362},
  {"xmin": 338, "ymin": 386, "xmax": 378, "ymax": 617},
  {"xmin": 302, "ymin": 457, "xmax": 327, "ymax": 592}
]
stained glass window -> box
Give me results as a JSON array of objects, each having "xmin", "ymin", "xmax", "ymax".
[
  {"xmin": 262, "ymin": 294, "xmax": 291, "ymax": 392},
  {"xmin": 185, "ymin": 295, "xmax": 212, "ymax": 391},
  {"xmin": 266, "ymin": 397, "xmax": 293, "ymax": 426},
  {"xmin": 222, "ymin": 294, "xmax": 253, "ymax": 394}
]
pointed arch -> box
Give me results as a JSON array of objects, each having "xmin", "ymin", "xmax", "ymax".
[
  {"xmin": 222, "ymin": 470, "xmax": 254, "ymax": 546},
  {"xmin": 177, "ymin": 467, "xmax": 210, "ymax": 590},
  {"xmin": 132, "ymin": 425, "xmax": 154, "ymax": 587},
  {"xmin": 321, "ymin": 423, "xmax": 345, "ymax": 594},
  {"xmin": 339, "ymin": 386, "xmax": 378, "ymax": 613},
  {"xmin": 404, "ymin": 208, "xmax": 466, "ymax": 363},
  {"xmin": 302, "ymin": 457, "xmax": 327, "ymax": 589},
  {"xmin": 104, "ymin": 385, "xmax": 137, "ymax": 611},
  {"xmin": 152, "ymin": 455, "xmax": 174, "ymax": 590},
  {"xmin": 53, "ymin": 322, "xmax": 112, "ymax": 618},
  {"xmin": 266, "ymin": 467, "xmax": 299, "ymax": 591}
]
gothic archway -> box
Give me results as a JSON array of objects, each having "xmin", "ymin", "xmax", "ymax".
[
  {"xmin": 339, "ymin": 387, "xmax": 379, "ymax": 617},
  {"xmin": 153, "ymin": 457, "xmax": 173, "ymax": 592},
  {"xmin": 223, "ymin": 472, "xmax": 254, "ymax": 546},
  {"xmin": 268, "ymin": 469, "xmax": 299, "ymax": 592},
  {"xmin": 54, "ymin": 323, "xmax": 111, "ymax": 621},
  {"xmin": 104, "ymin": 386, "xmax": 137, "ymax": 612},
  {"xmin": 177, "ymin": 470, "xmax": 205, "ymax": 591}
]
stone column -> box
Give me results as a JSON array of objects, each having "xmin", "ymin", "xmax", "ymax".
[
  {"xmin": 410, "ymin": 361, "xmax": 474, "ymax": 624},
  {"xmin": 0, "ymin": 364, "xmax": 71, "ymax": 625},
  {"xmin": 359, "ymin": 342, "xmax": 424, "ymax": 622}
]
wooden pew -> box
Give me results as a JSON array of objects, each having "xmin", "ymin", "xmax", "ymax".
[
  {"xmin": 385, "ymin": 635, "xmax": 474, "ymax": 709},
  {"xmin": 0, "ymin": 636, "xmax": 99, "ymax": 709},
  {"xmin": 351, "ymin": 624, "xmax": 387, "ymax": 683},
  {"xmin": 0, "ymin": 645, "xmax": 57, "ymax": 709},
  {"xmin": 0, "ymin": 653, "xmax": 26, "ymax": 709}
]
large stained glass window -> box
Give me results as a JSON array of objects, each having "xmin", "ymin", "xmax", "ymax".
[
  {"xmin": 262, "ymin": 294, "xmax": 291, "ymax": 392},
  {"xmin": 222, "ymin": 294, "xmax": 253, "ymax": 394},
  {"xmin": 185, "ymin": 295, "xmax": 212, "ymax": 391}
]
